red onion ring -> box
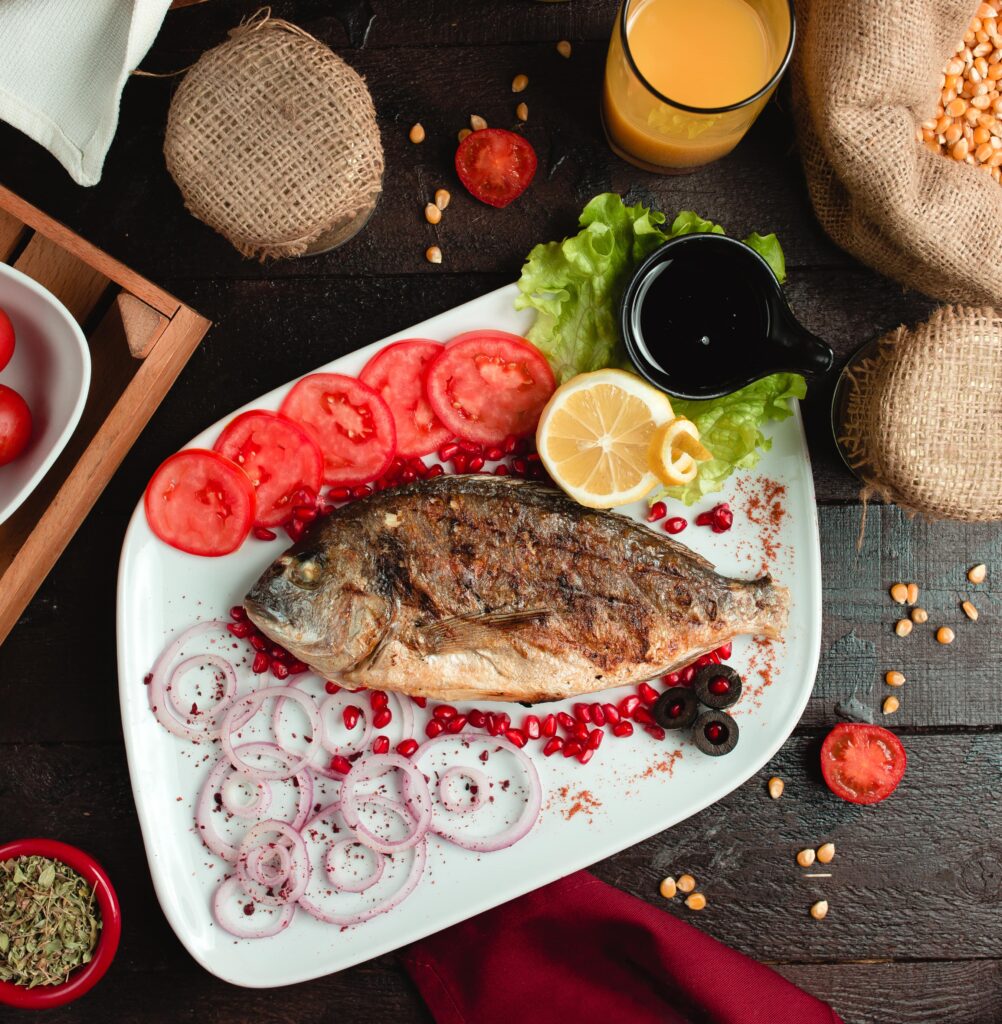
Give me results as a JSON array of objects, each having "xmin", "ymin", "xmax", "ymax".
[
  {"xmin": 298, "ymin": 799, "xmax": 427, "ymax": 926},
  {"xmin": 221, "ymin": 775, "xmax": 271, "ymax": 819},
  {"xmin": 339, "ymin": 753, "xmax": 432, "ymax": 854},
  {"xmin": 166, "ymin": 654, "xmax": 237, "ymax": 720},
  {"xmin": 221, "ymin": 687, "xmax": 322, "ymax": 780},
  {"xmin": 245, "ymin": 842, "xmax": 292, "ymax": 886},
  {"xmin": 213, "ymin": 876, "xmax": 295, "ymax": 939},
  {"xmin": 236, "ymin": 820, "xmax": 311, "ymax": 907},
  {"xmin": 439, "ymin": 765, "xmax": 488, "ymax": 815},
  {"xmin": 407, "ymin": 733, "xmax": 543, "ymax": 853},
  {"xmin": 324, "ymin": 839, "xmax": 386, "ymax": 894},
  {"xmin": 195, "ymin": 744, "xmax": 314, "ymax": 862}
]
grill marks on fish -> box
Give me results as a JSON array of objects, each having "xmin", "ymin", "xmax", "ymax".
[{"xmin": 244, "ymin": 476, "xmax": 790, "ymax": 702}]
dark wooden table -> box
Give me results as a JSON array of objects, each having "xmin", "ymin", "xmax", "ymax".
[{"xmin": 1, "ymin": 2, "xmax": 999, "ymax": 1021}]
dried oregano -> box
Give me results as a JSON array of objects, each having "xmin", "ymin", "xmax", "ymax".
[{"xmin": 0, "ymin": 856, "xmax": 101, "ymax": 988}]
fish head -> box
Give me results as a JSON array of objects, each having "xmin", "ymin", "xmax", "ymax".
[{"xmin": 243, "ymin": 541, "xmax": 390, "ymax": 675}]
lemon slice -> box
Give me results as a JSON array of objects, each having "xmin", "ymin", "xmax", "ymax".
[
  {"xmin": 536, "ymin": 369, "xmax": 674, "ymax": 508},
  {"xmin": 649, "ymin": 417, "xmax": 713, "ymax": 487}
]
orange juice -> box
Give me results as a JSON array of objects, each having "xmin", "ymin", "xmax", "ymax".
[{"xmin": 602, "ymin": 0, "xmax": 793, "ymax": 172}]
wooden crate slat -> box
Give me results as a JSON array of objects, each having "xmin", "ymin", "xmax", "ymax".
[
  {"xmin": 14, "ymin": 233, "xmax": 109, "ymax": 325},
  {"xmin": 0, "ymin": 208, "xmax": 27, "ymax": 261}
]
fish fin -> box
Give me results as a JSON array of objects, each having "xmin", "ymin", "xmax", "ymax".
[{"xmin": 417, "ymin": 609, "xmax": 550, "ymax": 655}]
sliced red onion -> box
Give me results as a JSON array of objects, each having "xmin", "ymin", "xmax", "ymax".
[
  {"xmin": 245, "ymin": 842, "xmax": 292, "ymax": 886},
  {"xmin": 298, "ymin": 799, "xmax": 427, "ymax": 926},
  {"xmin": 213, "ymin": 876, "xmax": 295, "ymax": 939},
  {"xmin": 439, "ymin": 765, "xmax": 488, "ymax": 815},
  {"xmin": 339, "ymin": 753, "xmax": 432, "ymax": 854},
  {"xmin": 221, "ymin": 774, "xmax": 271, "ymax": 819},
  {"xmin": 221, "ymin": 687, "xmax": 322, "ymax": 780},
  {"xmin": 195, "ymin": 744, "xmax": 314, "ymax": 863},
  {"xmin": 236, "ymin": 820, "xmax": 310, "ymax": 907},
  {"xmin": 165, "ymin": 655, "xmax": 237, "ymax": 720},
  {"xmin": 324, "ymin": 839, "xmax": 386, "ymax": 893},
  {"xmin": 408, "ymin": 733, "xmax": 542, "ymax": 853}
]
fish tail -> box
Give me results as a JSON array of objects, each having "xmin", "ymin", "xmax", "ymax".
[{"xmin": 743, "ymin": 575, "xmax": 790, "ymax": 639}]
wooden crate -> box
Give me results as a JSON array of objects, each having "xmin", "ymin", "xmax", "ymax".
[{"xmin": 0, "ymin": 184, "xmax": 210, "ymax": 644}]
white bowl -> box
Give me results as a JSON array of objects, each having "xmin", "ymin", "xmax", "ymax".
[{"xmin": 0, "ymin": 262, "xmax": 91, "ymax": 526}]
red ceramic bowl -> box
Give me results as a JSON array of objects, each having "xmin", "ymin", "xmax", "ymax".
[{"xmin": 0, "ymin": 839, "xmax": 121, "ymax": 1009}]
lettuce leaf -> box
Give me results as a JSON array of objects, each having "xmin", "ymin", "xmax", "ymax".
[{"xmin": 515, "ymin": 193, "xmax": 806, "ymax": 504}]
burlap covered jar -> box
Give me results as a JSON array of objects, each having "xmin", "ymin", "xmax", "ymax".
[
  {"xmin": 164, "ymin": 11, "xmax": 383, "ymax": 260},
  {"xmin": 792, "ymin": 0, "xmax": 1002, "ymax": 305},
  {"xmin": 837, "ymin": 306, "xmax": 1002, "ymax": 521}
]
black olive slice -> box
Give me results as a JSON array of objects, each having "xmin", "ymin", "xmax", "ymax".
[
  {"xmin": 693, "ymin": 710, "xmax": 739, "ymax": 756},
  {"xmin": 693, "ymin": 664, "xmax": 743, "ymax": 710},
  {"xmin": 652, "ymin": 687, "xmax": 699, "ymax": 730}
]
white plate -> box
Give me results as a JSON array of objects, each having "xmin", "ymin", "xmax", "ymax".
[
  {"xmin": 117, "ymin": 283, "xmax": 821, "ymax": 988},
  {"xmin": 0, "ymin": 261, "xmax": 90, "ymax": 525}
]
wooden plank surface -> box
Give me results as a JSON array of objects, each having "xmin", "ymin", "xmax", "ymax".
[{"xmin": 0, "ymin": 0, "xmax": 998, "ymax": 1021}]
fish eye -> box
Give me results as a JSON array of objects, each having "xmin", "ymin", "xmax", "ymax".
[{"xmin": 289, "ymin": 551, "xmax": 325, "ymax": 590}]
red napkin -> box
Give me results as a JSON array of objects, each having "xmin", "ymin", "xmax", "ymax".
[{"xmin": 403, "ymin": 871, "xmax": 843, "ymax": 1024}]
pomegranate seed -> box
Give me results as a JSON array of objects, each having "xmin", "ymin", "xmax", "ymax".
[
  {"xmin": 251, "ymin": 652, "xmax": 269, "ymax": 674},
  {"xmin": 425, "ymin": 464, "xmax": 444, "ymax": 478},
  {"xmin": 680, "ymin": 665, "xmax": 697, "ymax": 685},
  {"xmin": 502, "ymin": 434, "xmax": 518, "ymax": 454},
  {"xmin": 227, "ymin": 621, "xmax": 252, "ymax": 638},
  {"xmin": 573, "ymin": 703, "xmax": 592, "ymax": 724},
  {"xmin": 646, "ymin": 501, "xmax": 668, "ymax": 523},
  {"xmin": 716, "ymin": 642, "xmax": 733, "ymax": 660},
  {"xmin": 250, "ymin": 635, "xmax": 267, "ymax": 651},
  {"xmin": 293, "ymin": 506, "xmax": 318, "ymax": 523},
  {"xmin": 557, "ymin": 712, "xmax": 576, "ymax": 731},
  {"xmin": 513, "ymin": 438, "xmax": 530, "ymax": 455},
  {"xmin": 411, "ymin": 695, "xmax": 428, "ymax": 708},
  {"xmin": 578, "ymin": 747, "xmax": 595, "ymax": 765},
  {"xmin": 542, "ymin": 737, "xmax": 564, "ymax": 757},
  {"xmin": 695, "ymin": 510, "xmax": 714, "ymax": 527},
  {"xmin": 638, "ymin": 682, "xmax": 659, "ymax": 705},
  {"xmin": 373, "ymin": 708, "xmax": 392, "ymax": 730},
  {"xmin": 663, "ymin": 672, "xmax": 680, "ymax": 685},
  {"xmin": 494, "ymin": 464, "xmax": 509, "ymax": 476},
  {"xmin": 446, "ymin": 714, "xmax": 468, "ymax": 733},
  {"xmin": 284, "ymin": 520, "xmax": 305, "ymax": 542},
  {"xmin": 706, "ymin": 722, "xmax": 725, "ymax": 743},
  {"xmin": 602, "ymin": 703, "xmax": 621, "ymax": 725},
  {"xmin": 400, "ymin": 469, "xmax": 416, "ymax": 484},
  {"xmin": 505, "ymin": 728, "xmax": 527, "ymax": 748},
  {"xmin": 468, "ymin": 456, "xmax": 485, "ymax": 472},
  {"xmin": 524, "ymin": 715, "xmax": 541, "ymax": 739},
  {"xmin": 562, "ymin": 741, "xmax": 583, "ymax": 758},
  {"xmin": 229, "ymin": 606, "xmax": 247, "ymax": 621},
  {"xmin": 370, "ymin": 691, "xmax": 389, "ymax": 709},
  {"xmin": 697, "ymin": 652, "xmax": 720, "ymax": 666},
  {"xmin": 485, "ymin": 446, "xmax": 503, "ymax": 461},
  {"xmin": 252, "ymin": 527, "xmax": 277, "ymax": 541},
  {"xmin": 486, "ymin": 712, "xmax": 500, "ymax": 735},
  {"xmin": 269, "ymin": 646, "xmax": 290, "ymax": 661},
  {"xmin": 425, "ymin": 719, "xmax": 445, "ymax": 738},
  {"xmin": 324, "ymin": 681, "xmax": 340, "ymax": 695},
  {"xmin": 328, "ymin": 487, "xmax": 351, "ymax": 502},
  {"xmin": 712, "ymin": 505, "xmax": 733, "ymax": 533},
  {"xmin": 541, "ymin": 714, "xmax": 557, "ymax": 737},
  {"xmin": 665, "ymin": 700, "xmax": 686, "ymax": 719},
  {"xmin": 591, "ymin": 704, "xmax": 606, "ymax": 727},
  {"xmin": 587, "ymin": 728, "xmax": 604, "ymax": 751},
  {"xmin": 709, "ymin": 677, "xmax": 730, "ymax": 695},
  {"xmin": 459, "ymin": 439, "xmax": 481, "ymax": 454},
  {"xmin": 496, "ymin": 712, "xmax": 511, "ymax": 732},
  {"xmin": 438, "ymin": 442, "xmax": 460, "ymax": 461},
  {"xmin": 619, "ymin": 695, "xmax": 641, "ymax": 718},
  {"xmin": 634, "ymin": 706, "xmax": 655, "ymax": 726},
  {"xmin": 645, "ymin": 724, "xmax": 667, "ymax": 740},
  {"xmin": 511, "ymin": 456, "xmax": 528, "ymax": 476},
  {"xmin": 330, "ymin": 756, "xmax": 352, "ymax": 775},
  {"xmin": 664, "ymin": 517, "xmax": 688, "ymax": 535},
  {"xmin": 468, "ymin": 709, "xmax": 488, "ymax": 728},
  {"xmin": 526, "ymin": 451, "xmax": 541, "ymax": 463},
  {"xmin": 343, "ymin": 706, "xmax": 361, "ymax": 730},
  {"xmin": 287, "ymin": 660, "xmax": 309, "ymax": 675},
  {"xmin": 372, "ymin": 736, "xmax": 390, "ymax": 755},
  {"xmin": 479, "ymin": 750, "xmax": 489, "ymax": 762},
  {"xmin": 433, "ymin": 704, "xmax": 458, "ymax": 720},
  {"xmin": 452, "ymin": 453, "xmax": 468, "ymax": 474},
  {"xmin": 351, "ymin": 485, "xmax": 373, "ymax": 500},
  {"xmin": 270, "ymin": 661, "xmax": 290, "ymax": 680},
  {"xmin": 397, "ymin": 739, "xmax": 419, "ymax": 757},
  {"xmin": 572, "ymin": 722, "xmax": 590, "ymax": 742},
  {"xmin": 613, "ymin": 721, "xmax": 634, "ymax": 737}
]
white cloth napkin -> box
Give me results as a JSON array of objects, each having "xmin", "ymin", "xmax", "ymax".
[{"xmin": 0, "ymin": 0, "xmax": 172, "ymax": 186}]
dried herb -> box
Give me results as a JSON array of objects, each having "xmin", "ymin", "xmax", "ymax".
[{"xmin": 0, "ymin": 856, "xmax": 101, "ymax": 988}]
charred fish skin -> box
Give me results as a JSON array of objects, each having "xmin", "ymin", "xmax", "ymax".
[{"xmin": 244, "ymin": 476, "xmax": 790, "ymax": 703}]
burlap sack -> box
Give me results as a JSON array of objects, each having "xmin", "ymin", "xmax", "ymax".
[
  {"xmin": 164, "ymin": 11, "xmax": 383, "ymax": 260},
  {"xmin": 838, "ymin": 305, "xmax": 1002, "ymax": 521},
  {"xmin": 792, "ymin": 0, "xmax": 1002, "ymax": 304}
]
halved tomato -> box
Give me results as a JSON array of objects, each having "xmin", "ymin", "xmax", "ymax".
[
  {"xmin": 424, "ymin": 330, "xmax": 556, "ymax": 444},
  {"xmin": 0, "ymin": 308, "xmax": 14, "ymax": 373},
  {"xmin": 213, "ymin": 410, "xmax": 323, "ymax": 527},
  {"xmin": 455, "ymin": 129, "xmax": 537, "ymax": 208},
  {"xmin": 280, "ymin": 373, "xmax": 396, "ymax": 486},
  {"xmin": 359, "ymin": 339, "xmax": 453, "ymax": 457},
  {"xmin": 145, "ymin": 449, "xmax": 255, "ymax": 557},
  {"xmin": 820, "ymin": 723, "xmax": 907, "ymax": 805},
  {"xmin": 0, "ymin": 384, "xmax": 31, "ymax": 465}
]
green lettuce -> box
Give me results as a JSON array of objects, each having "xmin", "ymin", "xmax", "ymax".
[{"xmin": 515, "ymin": 193, "xmax": 804, "ymax": 505}]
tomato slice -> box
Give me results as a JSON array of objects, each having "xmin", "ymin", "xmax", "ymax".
[
  {"xmin": 820, "ymin": 723, "xmax": 907, "ymax": 805},
  {"xmin": 0, "ymin": 308, "xmax": 14, "ymax": 373},
  {"xmin": 359, "ymin": 339, "xmax": 453, "ymax": 457},
  {"xmin": 455, "ymin": 129, "xmax": 537, "ymax": 208},
  {"xmin": 280, "ymin": 373, "xmax": 396, "ymax": 486},
  {"xmin": 145, "ymin": 449, "xmax": 255, "ymax": 557},
  {"xmin": 213, "ymin": 410, "xmax": 323, "ymax": 527},
  {"xmin": 425, "ymin": 330, "xmax": 556, "ymax": 444},
  {"xmin": 0, "ymin": 384, "xmax": 31, "ymax": 465}
]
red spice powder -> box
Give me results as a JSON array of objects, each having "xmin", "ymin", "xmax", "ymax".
[
  {"xmin": 640, "ymin": 750, "xmax": 682, "ymax": 779},
  {"xmin": 558, "ymin": 788, "xmax": 602, "ymax": 821},
  {"xmin": 736, "ymin": 477, "xmax": 788, "ymax": 573}
]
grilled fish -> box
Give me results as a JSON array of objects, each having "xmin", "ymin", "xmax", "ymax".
[{"xmin": 244, "ymin": 476, "xmax": 789, "ymax": 703}]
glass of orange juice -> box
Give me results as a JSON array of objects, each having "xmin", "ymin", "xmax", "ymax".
[{"xmin": 602, "ymin": 0, "xmax": 795, "ymax": 173}]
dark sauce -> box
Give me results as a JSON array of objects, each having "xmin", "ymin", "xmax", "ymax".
[{"xmin": 634, "ymin": 243, "xmax": 769, "ymax": 389}]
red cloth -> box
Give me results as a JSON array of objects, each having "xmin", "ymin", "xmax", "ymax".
[{"xmin": 403, "ymin": 871, "xmax": 843, "ymax": 1024}]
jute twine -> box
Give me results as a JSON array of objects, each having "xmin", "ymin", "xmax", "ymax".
[
  {"xmin": 164, "ymin": 9, "xmax": 383, "ymax": 260},
  {"xmin": 838, "ymin": 306, "xmax": 1002, "ymax": 523},
  {"xmin": 792, "ymin": 0, "xmax": 1002, "ymax": 305}
]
